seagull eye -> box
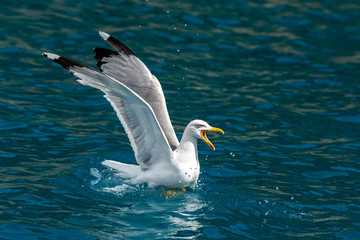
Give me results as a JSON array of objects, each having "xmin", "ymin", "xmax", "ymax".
[{"xmin": 198, "ymin": 124, "xmax": 204, "ymax": 128}]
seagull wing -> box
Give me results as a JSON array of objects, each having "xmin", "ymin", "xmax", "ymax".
[
  {"xmin": 43, "ymin": 53, "xmax": 172, "ymax": 170},
  {"xmin": 94, "ymin": 31, "xmax": 179, "ymax": 150}
]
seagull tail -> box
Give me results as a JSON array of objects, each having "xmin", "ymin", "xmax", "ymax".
[{"xmin": 102, "ymin": 160, "xmax": 141, "ymax": 178}]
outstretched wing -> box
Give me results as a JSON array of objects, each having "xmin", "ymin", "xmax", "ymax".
[
  {"xmin": 43, "ymin": 52, "xmax": 172, "ymax": 170},
  {"xmin": 94, "ymin": 31, "xmax": 179, "ymax": 150}
]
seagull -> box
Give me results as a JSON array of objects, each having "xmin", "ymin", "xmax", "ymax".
[{"xmin": 43, "ymin": 31, "xmax": 224, "ymax": 188}]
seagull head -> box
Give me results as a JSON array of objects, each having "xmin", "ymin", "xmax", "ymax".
[{"xmin": 188, "ymin": 120, "xmax": 224, "ymax": 150}]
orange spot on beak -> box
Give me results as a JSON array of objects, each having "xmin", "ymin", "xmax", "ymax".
[{"xmin": 201, "ymin": 127, "xmax": 224, "ymax": 150}]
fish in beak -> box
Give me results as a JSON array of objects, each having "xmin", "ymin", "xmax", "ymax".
[{"xmin": 200, "ymin": 127, "xmax": 224, "ymax": 150}]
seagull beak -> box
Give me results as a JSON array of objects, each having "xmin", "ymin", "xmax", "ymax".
[{"xmin": 200, "ymin": 127, "xmax": 224, "ymax": 151}]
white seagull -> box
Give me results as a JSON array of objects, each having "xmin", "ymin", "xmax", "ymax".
[{"xmin": 43, "ymin": 31, "xmax": 224, "ymax": 188}]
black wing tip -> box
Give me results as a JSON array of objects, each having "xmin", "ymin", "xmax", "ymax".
[
  {"xmin": 108, "ymin": 36, "xmax": 136, "ymax": 56},
  {"xmin": 94, "ymin": 47, "xmax": 118, "ymax": 59},
  {"xmin": 43, "ymin": 52, "xmax": 85, "ymax": 70},
  {"xmin": 94, "ymin": 47, "xmax": 119, "ymax": 69},
  {"xmin": 98, "ymin": 31, "xmax": 136, "ymax": 56}
]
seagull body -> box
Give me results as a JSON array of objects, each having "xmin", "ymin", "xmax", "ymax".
[{"xmin": 43, "ymin": 31, "xmax": 223, "ymax": 188}]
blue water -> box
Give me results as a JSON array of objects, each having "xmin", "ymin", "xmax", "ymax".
[{"xmin": 1, "ymin": 0, "xmax": 360, "ymax": 239}]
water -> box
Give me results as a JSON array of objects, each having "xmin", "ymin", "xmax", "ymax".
[{"xmin": 1, "ymin": 0, "xmax": 360, "ymax": 239}]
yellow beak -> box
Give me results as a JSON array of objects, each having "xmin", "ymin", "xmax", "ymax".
[{"xmin": 200, "ymin": 127, "xmax": 224, "ymax": 150}]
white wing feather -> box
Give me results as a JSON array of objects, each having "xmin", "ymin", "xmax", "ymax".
[
  {"xmin": 94, "ymin": 32, "xmax": 179, "ymax": 150},
  {"xmin": 43, "ymin": 53, "xmax": 172, "ymax": 169}
]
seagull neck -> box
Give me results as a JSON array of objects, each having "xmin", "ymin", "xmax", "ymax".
[{"xmin": 178, "ymin": 130, "xmax": 198, "ymax": 154}]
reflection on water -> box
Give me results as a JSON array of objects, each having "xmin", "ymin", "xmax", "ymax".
[{"xmin": 88, "ymin": 166, "xmax": 207, "ymax": 238}]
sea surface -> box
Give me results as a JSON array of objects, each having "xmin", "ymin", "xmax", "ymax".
[{"xmin": 1, "ymin": 0, "xmax": 360, "ymax": 239}]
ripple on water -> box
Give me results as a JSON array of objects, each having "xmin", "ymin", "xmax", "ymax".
[
  {"xmin": 0, "ymin": 223, "xmax": 91, "ymax": 239},
  {"xmin": 331, "ymin": 115, "xmax": 360, "ymax": 123},
  {"xmin": 0, "ymin": 120, "xmax": 28, "ymax": 131},
  {"xmin": 1, "ymin": 0, "xmax": 360, "ymax": 238},
  {"xmin": 302, "ymin": 171, "xmax": 349, "ymax": 179}
]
